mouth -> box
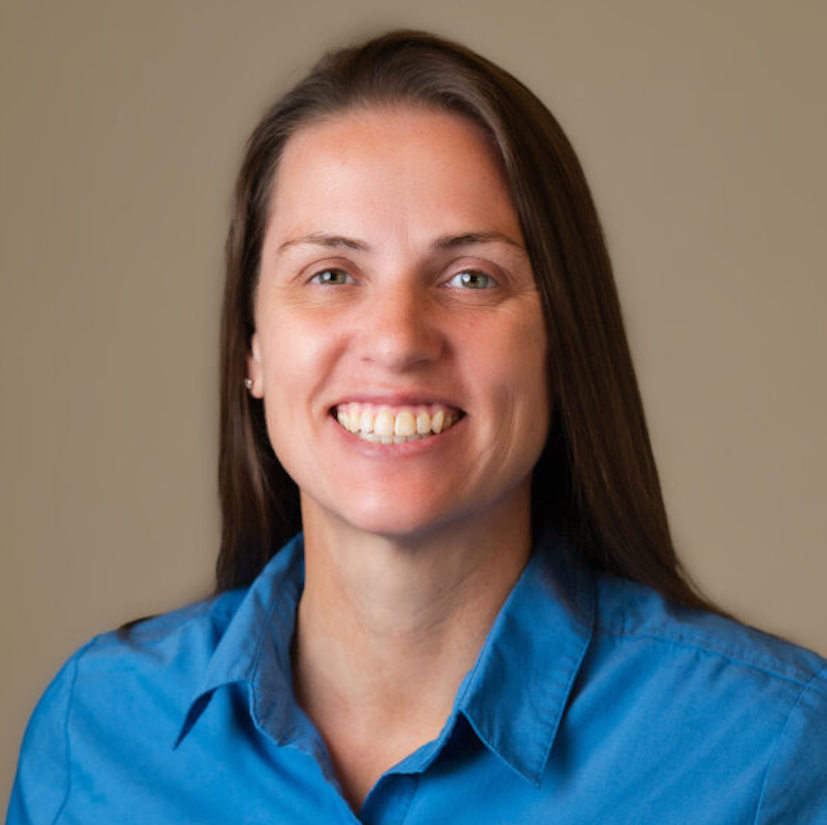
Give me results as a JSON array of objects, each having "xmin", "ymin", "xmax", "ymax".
[{"xmin": 332, "ymin": 402, "xmax": 465, "ymax": 444}]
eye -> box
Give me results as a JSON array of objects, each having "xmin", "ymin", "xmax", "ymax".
[
  {"xmin": 445, "ymin": 269, "xmax": 497, "ymax": 289},
  {"xmin": 309, "ymin": 268, "xmax": 352, "ymax": 285}
]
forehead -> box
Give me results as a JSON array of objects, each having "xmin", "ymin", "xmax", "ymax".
[{"xmin": 265, "ymin": 105, "xmax": 522, "ymax": 244}]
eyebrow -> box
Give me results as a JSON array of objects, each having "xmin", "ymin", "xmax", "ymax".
[
  {"xmin": 277, "ymin": 232, "xmax": 370, "ymax": 254},
  {"xmin": 431, "ymin": 231, "xmax": 525, "ymax": 251},
  {"xmin": 277, "ymin": 230, "xmax": 525, "ymax": 255}
]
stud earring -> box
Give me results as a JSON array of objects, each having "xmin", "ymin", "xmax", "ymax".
[{"xmin": 244, "ymin": 378, "xmax": 253, "ymax": 390}]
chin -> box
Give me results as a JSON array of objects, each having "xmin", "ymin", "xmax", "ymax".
[
  {"xmin": 341, "ymin": 504, "xmax": 452, "ymax": 539},
  {"xmin": 311, "ymin": 487, "xmax": 470, "ymax": 541}
]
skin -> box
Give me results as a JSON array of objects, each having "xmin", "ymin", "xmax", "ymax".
[{"xmin": 247, "ymin": 105, "xmax": 550, "ymax": 810}]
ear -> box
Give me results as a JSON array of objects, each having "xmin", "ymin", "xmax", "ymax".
[{"xmin": 246, "ymin": 333, "xmax": 265, "ymax": 398}]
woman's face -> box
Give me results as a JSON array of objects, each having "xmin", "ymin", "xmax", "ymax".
[{"xmin": 248, "ymin": 106, "xmax": 549, "ymax": 539}]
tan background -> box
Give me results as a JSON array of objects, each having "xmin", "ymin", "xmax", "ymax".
[{"xmin": 2, "ymin": 0, "xmax": 825, "ymax": 807}]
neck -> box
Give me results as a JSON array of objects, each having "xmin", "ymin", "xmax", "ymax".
[{"xmin": 291, "ymin": 489, "xmax": 533, "ymax": 809}]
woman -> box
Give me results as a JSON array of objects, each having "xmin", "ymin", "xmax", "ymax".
[{"xmin": 9, "ymin": 30, "xmax": 826, "ymax": 823}]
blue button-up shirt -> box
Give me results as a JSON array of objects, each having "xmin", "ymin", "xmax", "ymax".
[{"xmin": 8, "ymin": 530, "xmax": 827, "ymax": 823}]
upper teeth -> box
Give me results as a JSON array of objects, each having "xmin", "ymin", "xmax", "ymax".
[{"xmin": 335, "ymin": 403, "xmax": 459, "ymax": 443}]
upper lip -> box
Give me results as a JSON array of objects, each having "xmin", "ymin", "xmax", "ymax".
[{"xmin": 329, "ymin": 392, "xmax": 465, "ymax": 412}]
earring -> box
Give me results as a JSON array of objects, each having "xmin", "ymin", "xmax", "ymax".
[{"xmin": 244, "ymin": 378, "xmax": 253, "ymax": 390}]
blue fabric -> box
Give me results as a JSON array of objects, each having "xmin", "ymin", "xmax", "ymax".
[{"xmin": 8, "ymin": 529, "xmax": 827, "ymax": 824}]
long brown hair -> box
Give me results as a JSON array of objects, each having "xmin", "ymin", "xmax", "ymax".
[{"xmin": 217, "ymin": 30, "xmax": 713, "ymax": 610}]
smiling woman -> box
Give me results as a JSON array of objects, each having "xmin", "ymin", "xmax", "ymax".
[
  {"xmin": 8, "ymin": 30, "xmax": 827, "ymax": 824},
  {"xmin": 247, "ymin": 107, "xmax": 548, "ymax": 543}
]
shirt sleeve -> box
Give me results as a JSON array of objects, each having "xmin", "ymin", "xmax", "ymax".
[
  {"xmin": 754, "ymin": 665, "xmax": 827, "ymax": 824},
  {"xmin": 5, "ymin": 650, "xmax": 84, "ymax": 825}
]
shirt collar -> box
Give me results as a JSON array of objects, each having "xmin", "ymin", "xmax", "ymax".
[
  {"xmin": 455, "ymin": 523, "xmax": 595, "ymax": 785},
  {"xmin": 176, "ymin": 527, "xmax": 595, "ymax": 786},
  {"xmin": 176, "ymin": 534, "xmax": 306, "ymax": 748}
]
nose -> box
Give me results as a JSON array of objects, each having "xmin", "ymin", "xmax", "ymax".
[{"xmin": 358, "ymin": 281, "xmax": 445, "ymax": 371}]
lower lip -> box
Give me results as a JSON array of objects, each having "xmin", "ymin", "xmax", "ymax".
[{"xmin": 329, "ymin": 414, "xmax": 465, "ymax": 456}]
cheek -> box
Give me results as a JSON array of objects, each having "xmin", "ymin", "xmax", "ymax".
[
  {"xmin": 502, "ymin": 316, "xmax": 550, "ymax": 450},
  {"xmin": 257, "ymin": 321, "xmax": 324, "ymax": 473},
  {"xmin": 260, "ymin": 313, "xmax": 330, "ymax": 380},
  {"xmin": 492, "ymin": 309, "xmax": 548, "ymax": 397},
  {"xmin": 256, "ymin": 311, "xmax": 346, "ymax": 443},
  {"xmin": 464, "ymin": 316, "xmax": 549, "ymax": 467}
]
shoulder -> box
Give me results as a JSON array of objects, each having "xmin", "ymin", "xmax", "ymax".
[
  {"xmin": 89, "ymin": 588, "xmax": 245, "ymax": 666},
  {"xmin": 68, "ymin": 586, "xmax": 247, "ymax": 701},
  {"xmin": 587, "ymin": 572, "xmax": 827, "ymax": 822},
  {"xmin": 593, "ymin": 570, "xmax": 826, "ymax": 688},
  {"xmin": 7, "ymin": 590, "xmax": 245, "ymax": 824},
  {"xmin": 59, "ymin": 588, "xmax": 247, "ymax": 699}
]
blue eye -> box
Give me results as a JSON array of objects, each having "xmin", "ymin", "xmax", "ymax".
[
  {"xmin": 310, "ymin": 269, "xmax": 351, "ymax": 285},
  {"xmin": 447, "ymin": 270, "xmax": 495, "ymax": 289}
]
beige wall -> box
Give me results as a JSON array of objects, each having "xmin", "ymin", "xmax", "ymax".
[{"xmin": 2, "ymin": 0, "xmax": 825, "ymax": 806}]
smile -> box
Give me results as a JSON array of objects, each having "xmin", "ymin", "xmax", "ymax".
[{"xmin": 334, "ymin": 402, "xmax": 464, "ymax": 443}]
